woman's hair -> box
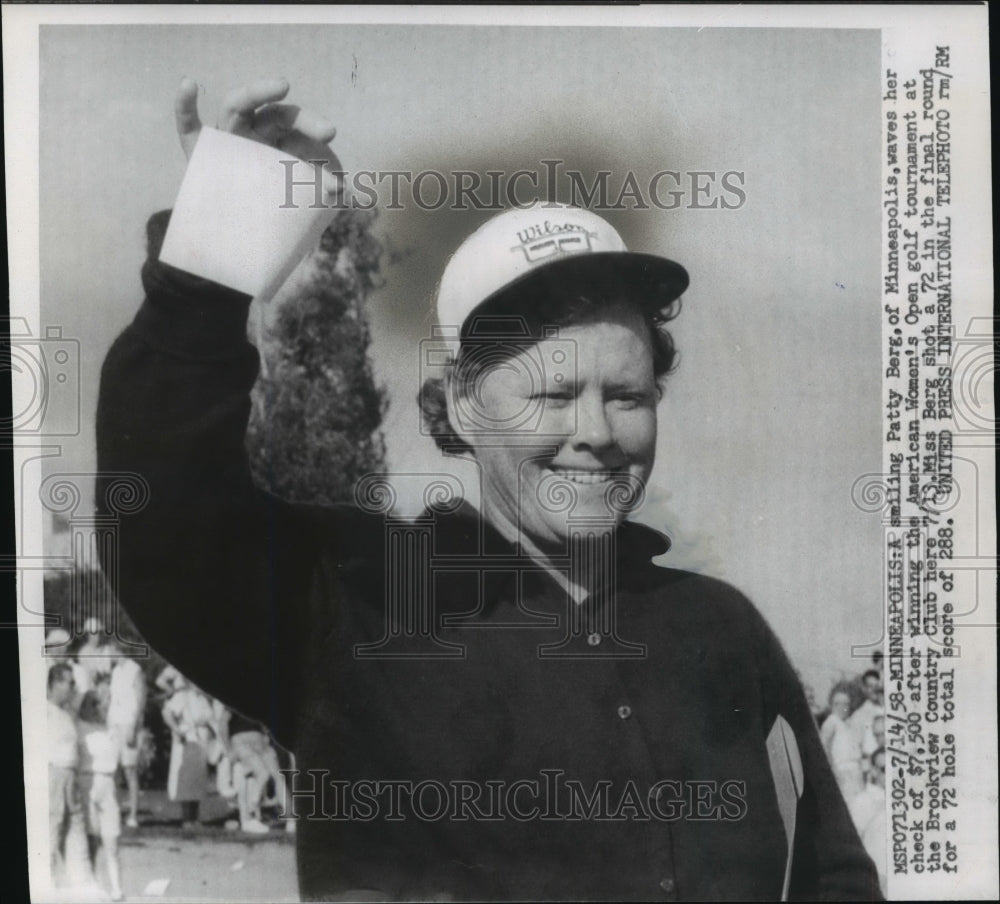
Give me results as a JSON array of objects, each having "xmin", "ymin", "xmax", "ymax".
[
  {"xmin": 828, "ymin": 679, "xmax": 857, "ymax": 709},
  {"xmin": 419, "ymin": 273, "xmax": 681, "ymax": 455}
]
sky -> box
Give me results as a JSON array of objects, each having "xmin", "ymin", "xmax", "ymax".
[{"xmin": 33, "ymin": 23, "xmax": 882, "ymax": 693}]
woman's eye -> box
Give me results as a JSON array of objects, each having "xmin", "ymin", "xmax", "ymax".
[
  {"xmin": 531, "ymin": 389, "xmax": 571, "ymax": 399},
  {"xmin": 532, "ymin": 390, "xmax": 572, "ymax": 403}
]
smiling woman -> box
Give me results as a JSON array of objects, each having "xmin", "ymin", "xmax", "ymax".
[
  {"xmin": 446, "ymin": 300, "xmax": 663, "ymax": 554},
  {"xmin": 419, "ymin": 222, "xmax": 683, "ymax": 556},
  {"xmin": 94, "ymin": 77, "xmax": 883, "ymax": 902}
]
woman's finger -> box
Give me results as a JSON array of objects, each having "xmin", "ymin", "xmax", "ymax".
[
  {"xmin": 174, "ymin": 77, "xmax": 202, "ymax": 160},
  {"xmin": 251, "ymin": 103, "xmax": 301, "ymax": 143},
  {"xmin": 277, "ymin": 133, "xmax": 341, "ymax": 171},
  {"xmin": 219, "ymin": 78, "xmax": 291, "ymax": 131},
  {"xmin": 254, "ymin": 103, "xmax": 338, "ymax": 147},
  {"xmin": 284, "ymin": 107, "xmax": 338, "ymax": 145}
]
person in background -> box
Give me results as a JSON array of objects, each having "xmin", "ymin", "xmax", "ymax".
[
  {"xmin": 820, "ymin": 681, "xmax": 864, "ymax": 801},
  {"xmin": 849, "ymin": 747, "xmax": 887, "ymax": 896},
  {"xmin": 849, "ymin": 668, "xmax": 884, "ymax": 750},
  {"xmin": 77, "ymin": 619, "xmax": 113, "ymax": 687},
  {"xmin": 103, "ymin": 638, "xmax": 148, "ymax": 829},
  {"xmin": 160, "ymin": 668, "xmax": 215, "ymax": 828},
  {"xmin": 45, "ymin": 628, "xmax": 90, "ymax": 712},
  {"xmin": 861, "ymin": 714, "xmax": 886, "ymax": 780},
  {"xmin": 47, "ymin": 663, "xmax": 94, "ymax": 891},
  {"xmin": 78, "ymin": 677, "xmax": 125, "ymax": 902},
  {"xmin": 155, "ymin": 663, "xmax": 184, "ymax": 702},
  {"xmin": 216, "ymin": 704, "xmax": 293, "ymax": 834}
]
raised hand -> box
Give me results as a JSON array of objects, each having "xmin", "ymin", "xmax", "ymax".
[{"xmin": 174, "ymin": 77, "xmax": 343, "ymax": 203}]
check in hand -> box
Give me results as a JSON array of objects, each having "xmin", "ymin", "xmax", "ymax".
[
  {"xmin": 174, "ymin": 77, "xmax": 344, "ymax": 207},
  {"xmin": 161, "ymin": 77, "xmax": 347, "ymax": 298}
]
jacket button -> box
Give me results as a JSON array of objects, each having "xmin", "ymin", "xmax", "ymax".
[
  {"xmin": 617, "ymin": 704, "xmax": 632, "ymax": 720},
  {"xmin": 659, "ymin": 877, "xmax": 676, "ymax": 894},
  {"xmin": 587, "ymin": 632, "xmax": 601, "ymax": 646}
]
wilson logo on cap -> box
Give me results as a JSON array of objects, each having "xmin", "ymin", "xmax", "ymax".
[
  {"xmin": 513, "ymin": 222, "xmax": 597, "ymax": 262},
  {"xmin": 434, "ymin": 202, "xmax": 688, "ymax": 357}
]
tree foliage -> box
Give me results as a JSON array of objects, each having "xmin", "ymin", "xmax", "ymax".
[{"xmin": 247, "ymin": 208, "xmax": 388, "ymax": 504}]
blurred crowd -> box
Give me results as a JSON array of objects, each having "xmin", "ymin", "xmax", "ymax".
[
  {"xmin": 45, "ymin": 622, "xmax": 291, "ymax": 901},
  {"xmin": 809, "ymin": 654, "xmax": 887, "ymax": 895}
]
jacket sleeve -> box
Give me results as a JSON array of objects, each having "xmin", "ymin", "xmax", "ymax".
[
  {"xmin": 96, "ymin": 210, "xmax": 326, "ymax": 746},
  {"xmin": 751, "ymin": 607, "xmax": 885, "ymax": 901}
]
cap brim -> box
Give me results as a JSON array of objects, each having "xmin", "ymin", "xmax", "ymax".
[{"xmin": 465, "ymin": 251, "xmax": 689, "ymax": 336}]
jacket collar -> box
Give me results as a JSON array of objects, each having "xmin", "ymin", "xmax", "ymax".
[{"xmin": 423, "ymin": 500, "xmax": 671, "ymax": 613}]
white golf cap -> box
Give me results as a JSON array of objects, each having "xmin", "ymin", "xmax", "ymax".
[{"xmin": 435, "ymin": 202, "xmax": 688, "ymax": 354}]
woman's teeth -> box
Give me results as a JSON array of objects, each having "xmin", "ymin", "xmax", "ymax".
[{"xmin": 550, "ymin": 469, "xmax": 616, "ymax": 485}]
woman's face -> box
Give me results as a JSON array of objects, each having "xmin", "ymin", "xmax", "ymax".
[
  {"xmin": 451, "ymin": 300, "xmax": 658, "ymax": 555},
  {"xmin": 831, "ymin": 692, "xmax": 851, "ymax": 721}
]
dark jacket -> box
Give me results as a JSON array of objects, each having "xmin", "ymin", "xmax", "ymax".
[{"xmin": 95, "ymin": 212, "xmax": 882, "ymax": 901}]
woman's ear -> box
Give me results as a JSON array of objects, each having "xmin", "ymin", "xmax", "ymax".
[{"xmin": 443, "ymin": 371, "xmax": 476, "ymax": 453}]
